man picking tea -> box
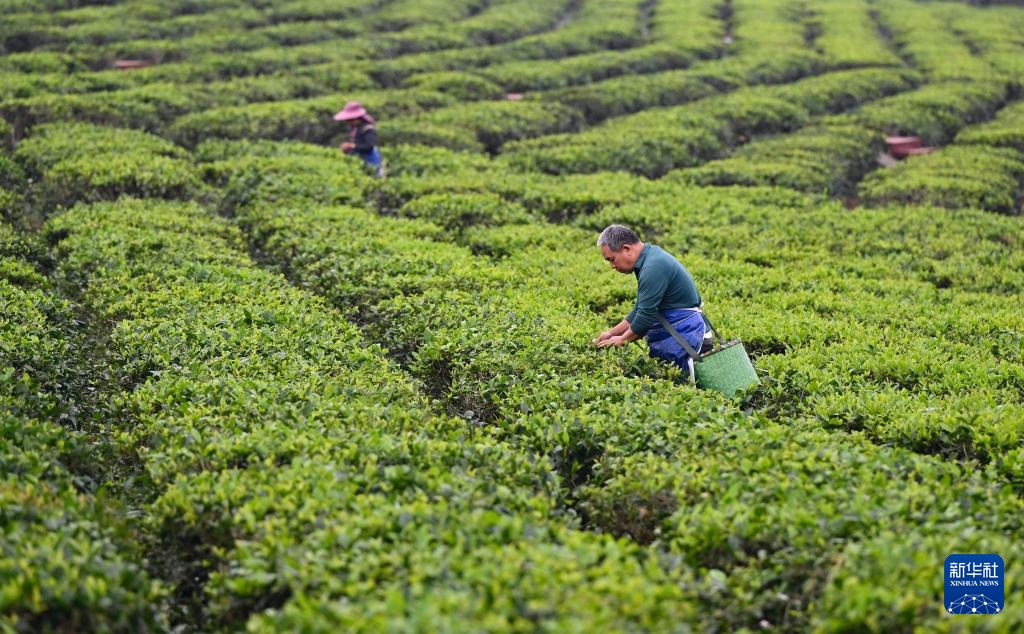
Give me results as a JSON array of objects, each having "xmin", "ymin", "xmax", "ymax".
[{"xmin": 592, "ymin": 224, "xmax": 710, "ymax": 381}]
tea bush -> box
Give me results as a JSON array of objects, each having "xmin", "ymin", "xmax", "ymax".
[
  {"xmin": 814, "ymin": 0, "xmax": 904, "ymax": 68},
  {"xmin": 874, "ymin": 0, "xmax": 1003, "ymax": 80},
  {"xmin": 957, "ymin": 100, "xmax": 1024, "ymax": 151},
  {"xmin": 5, "ymin": 0, "xmax": 1024, "ymax": 630},
  {"xmin": 401, "ymin": 71, "xmax": 505, "ymax": 100},
  {"xmin": 848, "ymin": 79, "xmax": 1009, "ymax": 145},
  {"xmin": 1, "ymin": 222, "xmax": 166, "ymax": 632},
  {"xmin": 535, "ymin": 50, "xmax": 824, "ymax": 125},
  {"xmin": 479, "ymin": 44, "xmax": 700, "ymax": 93},
  {"xmin": 507, "ymin": 65, "xmax": 907, "ymax": 177},
  {"xmin": 649, "ymin": 0, "xmax": 724, "ymax": 46},
  {"xmin": 213, "ymin": 159, "xmax": 1024, "ymax": 629},
  {"xmin": 253, "ymin": 18, "xmax": 359, "ymax": 47},
  {"xmin": 0, "ymin": 51, "xmax": 83, "ymax": 73},
  {"xmin": 1, "ymin": 82, "xmax": 218, "ymax": 138},
  {"xmin": 730, "ymin": 0, "xmax": 814, "ymax": 51},
  {"xmin": 581, "ymin": 188, "xmax": 1024, "ymax": 479},
  {"xmin": 389, "ymin": 100, "xmax": 583, "ymax": 153},
  {"xmin": 366, "ymin": 0, "xmax": 486, "ymax": 32},
  {"xmin": 168, "ymin": 89, "xmax": 453, "ymax": 148},
  {"xmin": 859, "ymin": 146, "xmax": 1024, "ymax": 213},
  {"xmin": 205, "ymin": 153, "xmax": 368, "ymax": 216},
  {"xmin": 579, "ymin": 425, "xmax": 1024, "ymax": 630},
  {"xmin": 14, "ymin": 122, "xmax": 201, "ymax": 209},
  {"xmin": 42, "ymin": 197, "xmax": 710, "ymax": 631},
  {"xmin": 398, "ymin": 192, "xmax": 535, "ymax": 231},
  {"xmin": 673, "ymin": 123, "xmax": 883, "ymax": 195},
  {"xmin": 454, "ymin": 0, "xmax": 572, "ymax": 47}
]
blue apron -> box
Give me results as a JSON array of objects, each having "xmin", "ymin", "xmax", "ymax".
[
  {"xmin": 645, "ymin": 307, "xmax": 706, "ymax": 382},
  {"xmin": 357, "ymin": 146, "xmax": 382, "ymax": 167}
]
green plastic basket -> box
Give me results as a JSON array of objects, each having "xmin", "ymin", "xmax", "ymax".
[{"xmin": 694, "ymin": 339, "xmax": 759, "ymax": 398}]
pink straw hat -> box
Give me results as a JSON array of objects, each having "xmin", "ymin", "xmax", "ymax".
[{"xmin": 334, "ymin": 100, "xmax": 368, "ymax": 121}]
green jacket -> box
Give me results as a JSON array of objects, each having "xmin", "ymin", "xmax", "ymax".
[{"xmin": 625, "ymin": 244, "xmax": 701, "ymax": 336}]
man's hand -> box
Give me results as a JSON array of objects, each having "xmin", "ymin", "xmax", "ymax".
[
  {"xmin": 595, "ymin": 335, "xmax": 629, "ymax": 348},
  {"xmin": 339, "ymin": 141, "xmax": 355, "ymax": 152},
  {"xmin": 594, "ymin": 320, "xmax": 634, "ymax": 347}
]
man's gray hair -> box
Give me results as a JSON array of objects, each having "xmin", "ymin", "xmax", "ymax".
[{"xmin": 596, "ymin": 224, "xmax": 641, "ymax": 251}]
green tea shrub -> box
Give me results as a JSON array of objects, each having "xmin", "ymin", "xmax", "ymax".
[
  {"xmin": 199, "ymin": 129, "xmax": 1024, "ymax": 631},
  {"xmin": 511, "ymin": 171, "xmax": 652, "ymax": 221},
  {"xmin": 375, "ymin": 143, "xmax": 497, "ymax": 178},
  {"xmin": 0, "ymin": 51, "xmax": 83, "ymax": 73},
  {"xmin": 674, "ymin": 124, "xmax": 884, "ymax": 196},
  {"xmin": 0, "ymin": 23, "xmax": 67, "ymax": 55},
  {"xmin": 241, "ymin": 204, "xmax": 491, "ymax": 314},
  {"xmin": 578, "ymin": 424, "xmax": 1024, "ymax": 630},
  {"xmin": 0, "ymin": 70, "xmax": 130, "ymax": 102},
  {"xmin": 14, "ymin": 122, "xmax": 200, "ymax": 208},
  {"xmin": 371, "ymin": 162, "xmax": 638, "ymax": 219},
  {"xmin": 391, "ymin": 100, "xmax": 583, "ymax": 153},
  {"xmin": 956, "ymin": 100, "xmax": 1024, "ymax": 151},
  {"xmin": 504, "ymin": 118, "xmax": 723, "ymax": 178},
  {"xmin": 461, "ymin": 222, "xmax": 572, "ymax": 258},
  {"xmin": 812, "ymin": 531, "xmax": 1024, "ymax": 631},
  {"xmin": 498, "ymin": 0, "xmax": 644, "ymax": 56},
  {"xmin": 534, "ymin": 51, "xmax": 827, "ymax": 127},
  {"xmin": 398, "ymin": 192, "xmax": 534, "ymax": 231},
  {"xmin": 265, "ymin": 0, "xmax": 375, "ymax": 23},
  {"xmin": 509, "ymin": 67, "xmax": 945, "ymax": 178},
  {"xmin": 0, "ymin": 427, "xmax": 167, "ymax": 633},
  {"xmin": 815, "ymin": 0, "xmax": 905, "ymax": 68},
  {"xmin": 382, "ymin": 121, "xmax": 487, "ymax": 153},
  {"xmin": 0, "ymin": 152, "xmax": 22, "ymax": 189},
  {"xmin": 205, "ymin": 153, "xmax": 368, "ymax": 215},
  {"xmin": 197, "ymin": 70, "xmax": 375, "ymax": 105},
  {"xmin": 161, "ymin": 40, "xmax": 362, "ymax": 81},
  {"xmin": 769, "ymin": 67, "xmax": 918, "ymax": 115},
  {"xmin": 455, "ymin": 0, "xmax": 569, "ymax": 46},
  {"xmin": 0, "ymin": 187, "xmax": 23, "ymax": 218},
  {"xmin": 859, "ymin": 146, "xmax": 1024, "ymax": 213},
  {"xmin": 290, "ymin": 63, "xmax": 378, "ymax": 93},
  {"xmin": 193, "ymin": 137, "xmax": 337, "ymax": 163},
  {"xmin": 874, "ymin": 0, "xmax": 999, "ymax": 80},
  {"xmin": 1, "ymin": 223, "xmax": 166, "ymax": 632},
  {"xmin": 369, "ymin": 25, "xmax": 472, "ymax": 58},
  {"xmin": 1, "ymin": 82, "xmax": 218, "ymax": 137},
  {"xmin": 6, "ymin": 1, "xmax": 1024, "ymax": 630},
  {"xmin": 729, "ymin": 0, "xmax": 808, "ymax": 52},
  {"xmin": 41, "ymin": 197, "xmax": 709, "ymax": 631},
  {"xmin": 365, "ymin": 0, "xmax": 644, "ymax": 87},
  {"xmin": 649, "ymin": 0, "xmax": 724, "ymax": 48},
  {"xmin": 366, "ymin": 0, "xmax": 485, "ymax": 32},
  {"xmin": 169, "ymin": 90, "xmax": 453, "ymax": 148},
  {"xmin": 849, "ymin": 80, "xmax": 1009, "ymax": 145},
  {"xmin": 60, "ymin": 18, "xmax": 163, "ymax": 48},
  {"xmin": 14, "ymin": 122, "xmax": 185, "ymax": 174},
  {"xmin": 253, "ymin": 18, "xmax": 358, "ymax": 47},
  {"xmin": 157, "ymin": 3, "xmax": 266, "ymax": 37},
  {"xmin": 402, "ymin": 71, "xmax": 504, "ymax": 100},
  {"xmin": 480, "ymin": 44, "xmax": 698, "ymax": 93},
  {"xmin": 541, "ymin": 69, "xmax": 732, "ymax": 123},
  {"xmin": 43, "ymin": 154, "xmax": 202, "ymax": 207},
  {"xmin": 583, "ymin": 186, "xmax": 1024, "ymax": 469}
]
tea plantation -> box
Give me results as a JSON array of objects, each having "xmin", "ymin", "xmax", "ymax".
[{"xmin": 2, "ymin": 0, "xmax": 1023, "ymax": 632}]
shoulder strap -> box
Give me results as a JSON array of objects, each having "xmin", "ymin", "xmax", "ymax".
[{"xmin": 700, "ymin": 312, "xmax": 725, "ymax": 348}]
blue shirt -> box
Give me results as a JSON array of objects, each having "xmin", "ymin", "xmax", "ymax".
[{"xmin": 625, "ymin": 244, "xmax": 701, "ymax": 336}]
